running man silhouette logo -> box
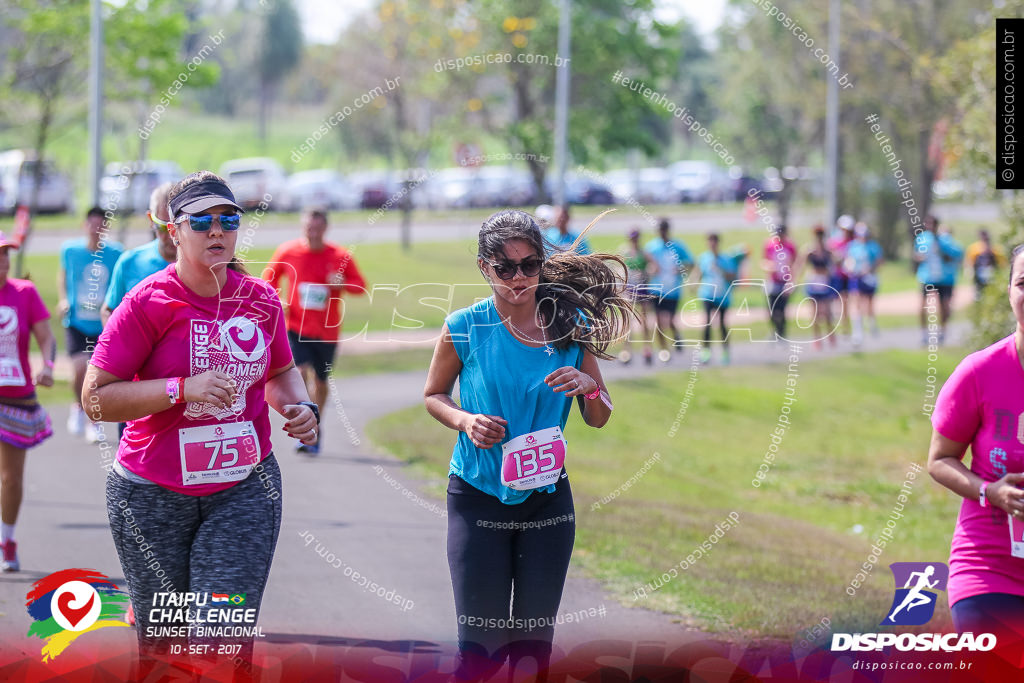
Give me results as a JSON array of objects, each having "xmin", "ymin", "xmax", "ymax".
[
  {"xmin": 25, "ymin": 569, "xmax": 130, "ymax": 661},
  {"xmin": 882, "ymin": 562, "xmax": 949, "ymax": 626}
]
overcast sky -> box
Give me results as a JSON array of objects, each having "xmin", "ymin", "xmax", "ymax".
[{"xmin": 295, "ymin": 0, "xmax": 727, "ymax": 45}]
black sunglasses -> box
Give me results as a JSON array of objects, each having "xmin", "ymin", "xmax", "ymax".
[{"xmin": 486, "ymin": 257, "xmax": 543, "ymax": 280}]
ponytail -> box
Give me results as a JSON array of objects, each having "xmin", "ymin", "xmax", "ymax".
[
  {"xmin": 478, "ymin": 209, "xmax": 637, "ymax": 360},
  {"xmin": 539, "ymin": 249, "xmax": 635, "ymax": 359}
]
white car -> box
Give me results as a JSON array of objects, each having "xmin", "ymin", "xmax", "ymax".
[
  {"xmin": 0, "ymin": 149, "xmax": 73, "ymax": 214},
  {"xmin": 99, "ymin": 160, "xmax": 183, "ymax": 214},
  {"xmin": 606, "ymin": 167, "xmax": 676, "ymax": 205},
  {"xmin": 669, "ymin": 161, "xmax": 730, "ymax": 203},
  {"xmin": 219, "ymin": 158, "xmax": 289, "ymax": 210},
  {"xmin": 286, "ymin": 170, "xmax": 360, "ymax": 211}
]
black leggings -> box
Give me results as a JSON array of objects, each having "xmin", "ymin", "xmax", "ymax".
[
  {"xmin": 447, "ymin": 473, "xmax": 575, "ymax": 682},
  {"xmin": 768, "ymin": 290, "xmax": 789, "ymax": 339},
  {"xmin": 952, "ymin": 592, "xmax": 1024, "ymax": 636},
  {"xmin": 703, "ymin": 300, "xmax": 729, "ymax": 345}
]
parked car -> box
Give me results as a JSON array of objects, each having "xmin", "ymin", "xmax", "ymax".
[
  {"xmin": 669, "ymin": 161, "xmax": 730, "ymax": 203},
  {"xmin": 286, "ymin": 170, "xmax": 360, "ymax": 211},
  {"xmin": 99, "ymin": 160, "xmax": 183, "ymax": 214},
  {"xmin": 0, "ymin": 149, "xmax": 73, "ymax": 214},
  {"xmin": 347, "ymin": 171, "xmax": 393, "ymax": 210},
  {"xmin": 728, "ymin": 169, "xmax": 767, "ymax": 201},
  {"xmin": 475, "ymin": 165, "xmax": 537, "ymax": 207},
  {"xmin": 548, "ymin": 173, "xmax": 615, "ymax": 206},
  {"xmin": 607, "ymin": 167, "xmax": 677, "ymax": 204},
  {"xmin": 218, "ymin": 158, "xmax": 289, "ymax": 210},
  {"xmin": 428, "ymin": 167, "xmax": 477, "ymax": 209}
]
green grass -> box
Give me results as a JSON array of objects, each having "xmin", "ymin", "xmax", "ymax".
[
  {"xmin": 367, "ymin": 349, "xmax": 965, "ymax": 639},
  {"xmin": 14, "ymin": 232, "xmax": 952, "ymax": 355},
  {"xmin": 330, "ymin": 347, "xmax": 435, "ymax": 377}
]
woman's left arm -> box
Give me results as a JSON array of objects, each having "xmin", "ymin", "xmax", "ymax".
[
  {"xmin": 30, "ymin": 319, "xmax": 56, "ymax": 387},
  {"xmin": 546, "ymin": 350, "xmax": 612, "ymax": 428},
  {"xmin": 264, "ymin": 362, "xmax": 318, "ymax": 445}
]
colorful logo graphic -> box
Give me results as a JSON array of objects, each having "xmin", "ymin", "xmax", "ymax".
[
  {"xmin": 230, "ymin": 593, "xmax": 246, "ymax": 605},
  {"xmin": 25, "ymin": 569, "xmax": 130, "ymax": 661},
  {"xmin": 882, "ymin": 562, "xmax": 949, "ymax": 626}
]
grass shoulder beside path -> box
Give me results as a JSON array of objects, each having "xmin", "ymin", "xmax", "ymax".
[{"xmin": 367, "ymin": 348, "xmax": 963, "ymax": 641}]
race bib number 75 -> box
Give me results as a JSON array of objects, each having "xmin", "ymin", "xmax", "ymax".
[
  {"xmin": 500, "ymin": 426, "xmax": 566, "ymax": 491},
  {"xmin": 179, "ymin": 421, "xmax": 260, "ymax": 486}
]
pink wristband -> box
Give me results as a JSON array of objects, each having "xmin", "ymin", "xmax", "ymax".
[
  {"xmin": 166, "ymin": 377, "xmax": 184, "ymax": 404},
  {"xmin": 585, "ymin": 386, "xmax": 601, "ymax": 401}
]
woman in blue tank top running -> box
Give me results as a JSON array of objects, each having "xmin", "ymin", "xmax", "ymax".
[{"xmin": 424, "ymin": 209, "xmax": 633, "ymax": 682}]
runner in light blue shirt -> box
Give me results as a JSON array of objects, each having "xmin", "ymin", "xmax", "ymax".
[
  {"xmin": 693, "ymin": 233, "xmax": 738, "ymax": 365},
  {"xmin": 642, "ymin": 218, "xmax": 693, "ymax": 362},
  {"xmin": 102, "ymin": 184, "xmax": 177, "ymax": 321},
  {"xmin": 57, "ymin": 206, "xmax": 123, "ymax": 442},
  {"xmin": 914, "ymin": 215, "xmax": 963, "ymax": 345},
  {"xmin": 543, "ymin": 205, "xmax": 591, "ymax": 255}
]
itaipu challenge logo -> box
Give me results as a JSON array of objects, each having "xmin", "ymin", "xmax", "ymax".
[{"xmin": 25, "ymin": 569, "xmax": 131, "ymax": 661}]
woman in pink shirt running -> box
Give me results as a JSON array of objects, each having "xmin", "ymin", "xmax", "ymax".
[
  {"xmin": 929, "ymin": 244, "xmax": 1024, "ymax": 651},
  {"xmin": 0, "ymin": 232, "xmax": 56, "ymax": 573},
  {"xmin": 83, "ymin": 171, "xmax": 318, "ymax": 675}
]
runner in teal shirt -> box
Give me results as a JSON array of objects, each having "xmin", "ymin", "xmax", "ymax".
[
  {"xmin": 424, "ymin": 208, "xmax": 632, "ymax": 681},
  {"xmin": 102, "ymin": 182, "xmax": 177, "ymax": 320},
  {"xmin": 58, "ymin": 207, "xmax": 123, "ymax": 442}
]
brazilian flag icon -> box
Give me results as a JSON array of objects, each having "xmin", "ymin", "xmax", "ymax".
[{"xmin": 230, "ymin": 594, "xmax": 246, "ymax": 605}]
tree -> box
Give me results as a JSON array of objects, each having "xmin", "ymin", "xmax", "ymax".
[
  {"xmin": 933, "ymin": 1, "xmax": 1024, "ymax": 346},
  {"xmin": 3, "ymin": 0, "xmax": 88, "ymax": 276},
  {"xmin": 714, "ymin": 0, "xmax": 829, "ymax": 225},
  {"xmin": 332, "ymin": 0, "xmax": 463, "ymax": 249},
  {"xmin": 104, "ymin": 0, "xmax": 219, "ymax": 164},
  {"xmin": 257, "ymin": 0, "xmax": 303, "ymax": 144},
  {"xmin": 465, "ymin": 0, "xmax": 682, "ymax": 197}
]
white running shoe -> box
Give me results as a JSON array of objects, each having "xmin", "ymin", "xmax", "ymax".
[
  {"xmin": 66, "ymin": 405, "xmax": 85, "ymax": 437},
  {"xmin": 85, "ymin": 422, "xmax": 106, "ymax": 444}
]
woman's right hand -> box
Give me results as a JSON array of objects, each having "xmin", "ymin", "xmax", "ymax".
[
  {"xmin": 462, "ymin": 413, "xmax": 507, "ymax": 449},
  {"xmin": 985, "ymin": 473, "xmax": 1024, "ymax": 518},
  {"xmin": 183, "ymin": 371, "xmax": 238, "ymax": 410}
]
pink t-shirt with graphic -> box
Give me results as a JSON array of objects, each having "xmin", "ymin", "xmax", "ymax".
[
  {"xmin": 0, "ymin": 279, "xmax": 50, "ymax": 399},
  {"xmin": 92, "ymin": 264, "xmax": 293, "ymax": 496},
  {"xmin": 762, "ymin": 237, "xmax": 797, "ymax": 285},
  {"xmin": 932, "ymin": 334, "xmax": 1024, "ymax": 606}
]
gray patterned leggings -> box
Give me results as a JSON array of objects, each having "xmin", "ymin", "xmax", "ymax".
[{"xmin": 105, "ymin": 454, "xmax": 282, "ymax": 668}]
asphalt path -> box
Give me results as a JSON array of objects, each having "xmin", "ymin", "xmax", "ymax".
[{"xmin": 0, "ymin": 322, "xmax": 963, "ymax": 678}]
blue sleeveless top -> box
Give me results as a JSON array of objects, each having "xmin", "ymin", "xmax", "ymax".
[{"xmin": 445, "ymin": 297, "xmax": 584, "ymax": 504}]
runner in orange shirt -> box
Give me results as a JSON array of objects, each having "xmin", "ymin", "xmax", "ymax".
[{"xmin": 263, "ymin": 208, "xmax": 367, "ymax": 454}]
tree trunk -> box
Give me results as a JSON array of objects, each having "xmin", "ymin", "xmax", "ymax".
[
  {"xmin": 527, "ymin": 158, "xmax": 549, "ymax": 204},
  {"xmin": 258, "ymin": 80, "xmax": 270, "ymax": 146},
  {"xmin": 775, "ymin": 179, "xmax": 795, "ymax": 226},
  {"xmin": 919, "ymin": 129, "xmax": 934, "ymax": 223},
  {"xmin": 16, "ymin": 97, "xmax": 52, "ymax": 279}
]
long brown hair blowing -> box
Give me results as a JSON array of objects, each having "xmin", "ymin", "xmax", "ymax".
[{"xmin": 477, "ymin": 209, "xmax": 637, "ymax": 360}]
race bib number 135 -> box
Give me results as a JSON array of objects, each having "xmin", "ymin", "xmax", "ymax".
[{"xmin": 500, "ymin": 426, "xmax": 566, "ymax": 491}]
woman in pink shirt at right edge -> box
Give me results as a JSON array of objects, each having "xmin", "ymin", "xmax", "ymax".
[
  {"xmin": 929, "ymin": 244, "xmax": 1024, "ymax": 662},
  {"xmin": 83, "ymin": 171, "xmax": 318, "ymax": 678}
]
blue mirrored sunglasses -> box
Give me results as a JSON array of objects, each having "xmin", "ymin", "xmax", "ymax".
[{"xmin": 175, "ymin": 213, "xmax": 241, "ymax": 231}]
